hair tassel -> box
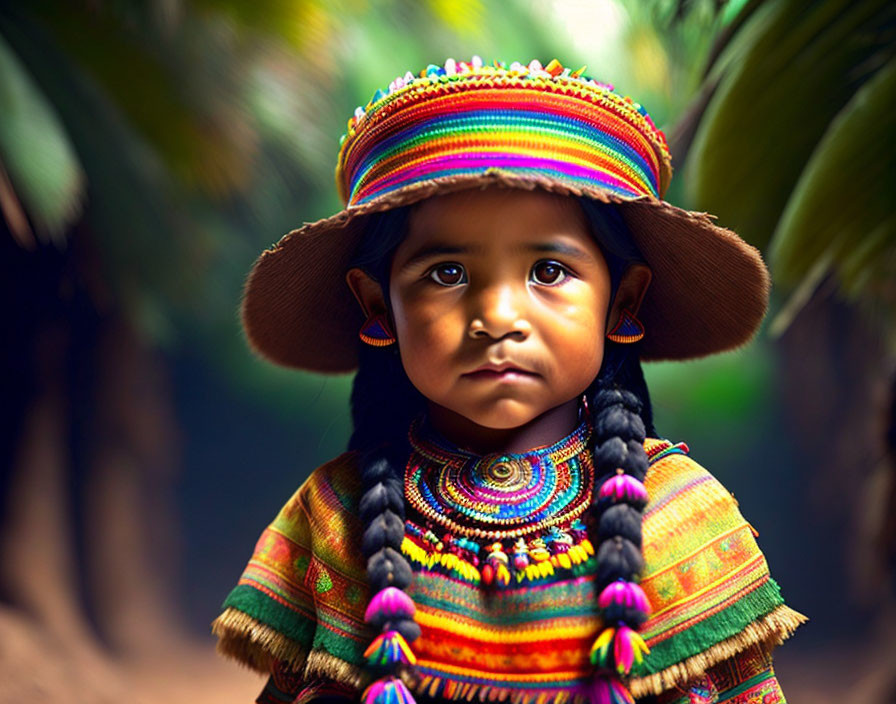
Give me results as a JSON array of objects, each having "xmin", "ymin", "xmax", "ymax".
[
  {"xmin": 590, "ymin": 674, "xmax": 635, "ymax": 704},
  {"xmin": 364, "ymin": 630, "xmax": 418, "ymax": 667},
  {"xmin": 598, "ymin": 470, "xmax": 648, "ymax": 506},
  {"xmin": 588, "ymin": 623, "xmax": 650, "ymax": 674},
  {"xmin": 598, "ymin": 579, "xmax": 650, "ymax": 615},
  {"xmin": 365, "ymin": 586, "xmax": 417, "ymax": 624},
  {"xmin": 612, "ymin": 624, "xmax": 649, "ymax": 675},
  {"xmin": 590, "ymin": 626, "xmax": 616, "ymax": 669},
  {"xmin": 362, "ymin": 676, "xmax": 416, "ymax": 704}
]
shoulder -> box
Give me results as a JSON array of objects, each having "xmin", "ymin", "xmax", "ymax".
[
  {"xmin": 273, "ymin": 450, "xmax": 367, "ymax": 578},
  {"xmin": 639, "ymin": 439, "xmax": 761, "ymax": 612},
  {"xmin": 212, "ymin": 451, "xmax": 369, "ymax": 677},
  {"xmin": 631, "ymin": 438, "xmax": 807, "ymax": 699},
  {"xmin": 275, "ymin": 451, "xmax": 364, "ymax": 525},
  {"xmin": 641, "ymin": 437, "xmax": 747, "ymax": 542}
]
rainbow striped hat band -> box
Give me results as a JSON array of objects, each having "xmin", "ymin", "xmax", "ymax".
[
  {"xmin": 241, "ymin": 58, "xmax": 770, "ymax": 372},
  {"xmin": 336, "ymin": 58, "xmax": 672, "ymax": 208}
]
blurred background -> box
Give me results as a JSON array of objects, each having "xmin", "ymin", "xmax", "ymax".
[{"xmin": 1, "ymin": 0, "xmax": 894, "ymax": 701}]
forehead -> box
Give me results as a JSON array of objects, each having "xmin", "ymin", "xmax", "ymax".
[{"xmin": 403, "ymin": 187, "xmax": 592, "ymax": 251}]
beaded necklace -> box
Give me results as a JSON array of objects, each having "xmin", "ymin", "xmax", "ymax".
[{"xmin": 402, "ymin": 418, "xmax": 596, "ymax": 587}]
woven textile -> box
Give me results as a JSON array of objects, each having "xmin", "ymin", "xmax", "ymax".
[
  {"xmin": 212, "ymin": 439, "xmax": 805, "ymax": 702},
  {"xmin": 337, "ymin": 59, "xmax": 671, "ymax": 207}
]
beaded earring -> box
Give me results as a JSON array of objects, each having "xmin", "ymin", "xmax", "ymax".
[
  {"xmin": 606, "ymin": 310, "xmax": 644, "ymax": 344},
  {"xmin": 360, "ymin": 313, "xmax": 397, "ymax": 346}
]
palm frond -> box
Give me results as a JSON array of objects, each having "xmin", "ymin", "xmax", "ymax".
[
  {"xmin": 770, "ymin": 57, "xmax": 896, "ymax": 329},
  {"xmin": 686, "ymin": 0, "xmax": 894, "ymax": 251},
  {"xmin": 0, "ymin": 30, "xmax": 84, "ymax": 243}
]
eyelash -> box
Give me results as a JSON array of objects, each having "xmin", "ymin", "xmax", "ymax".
[{"xmin": 426, "ymin": 260, "xmax": 572, "ymax": 287}]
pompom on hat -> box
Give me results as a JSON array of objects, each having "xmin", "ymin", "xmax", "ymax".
[{"xmin": 242, "ymin": 57, "xmax": 769, "ymax": 371}]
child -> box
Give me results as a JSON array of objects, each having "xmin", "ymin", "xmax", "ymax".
[{"xmin": 212, "ymin": 58, "xmax": 806, "ymax": 704}]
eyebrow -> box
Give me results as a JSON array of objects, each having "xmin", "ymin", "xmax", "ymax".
[
  {"xmin": 526, "ymin": 242, "xmax": 594, "ymax": 260},
  {"xmin": 397, "ymin": 243, "xmax": 481, "ymax": 271}
]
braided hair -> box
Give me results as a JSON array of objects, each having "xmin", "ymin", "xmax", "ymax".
[{"xmin": 349, "ymin": 199, "xmax": 655, "ymax": 704}]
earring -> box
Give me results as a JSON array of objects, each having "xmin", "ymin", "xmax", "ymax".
[
  {"xmin": 606, "ymin": 309, "xmax": 645, "ymax": 343},
  {"xmin": 359, "ymin": 313, "xmax": 396, "ymax": 347}
]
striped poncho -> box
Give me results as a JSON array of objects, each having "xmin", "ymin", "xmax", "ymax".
[{"xmin": 212, "ymin": 438, "xmax": 805, "ymax": 703}]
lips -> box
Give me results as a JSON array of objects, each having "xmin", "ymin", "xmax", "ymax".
[{"xmin": 462, "ymin": 362, "xmax": 540, "ymax": 380}]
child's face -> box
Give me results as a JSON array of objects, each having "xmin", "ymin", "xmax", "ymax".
[{"xmin": 386, "ymin": 188, "xmax": 612, "ymax": 431}]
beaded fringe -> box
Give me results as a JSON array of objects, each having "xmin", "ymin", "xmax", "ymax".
[
  {"xmin": 212, "ymin": 607, "xmax": 309, "ymax": 674},
  {"xmin": 629, "ymin": 605, "xmax": 808, "ymax": 698}
]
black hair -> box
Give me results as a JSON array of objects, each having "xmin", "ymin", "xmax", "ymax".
[{"xmin": 350, "ymin": 196, "xmax": 654, "ymax": 694}]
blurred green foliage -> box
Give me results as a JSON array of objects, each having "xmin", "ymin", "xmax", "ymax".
[{"xmin": 685, "ymin": 0, "xmax": 895, "ymax": 344}]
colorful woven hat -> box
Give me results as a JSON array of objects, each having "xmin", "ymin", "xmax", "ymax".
[{"xmin": 242, "ymin": 57, "xmax": 769, "ymax": 371}]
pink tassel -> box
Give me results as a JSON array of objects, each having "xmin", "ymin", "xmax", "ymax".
[
  {"xmin": 590, "ymin": 624, "xmax": 650, "ymax": 675},
  {"xmin": 599, "ymin": 472, "xmax": 648, "ymax": 504},
  {"xmin": 365, "ymin": 587, "xmax": 416, "ymax": 623},
  {"xmin": 598, "ymin": 580, "xmax": 651, "ymax": 614},
  {"xmin": 612, "ymin": 625, "xmax": 650, "ymax": 675},
  {"xmin": 362, "ymin": 676, "xmax": 416, "ymax": 704},
  {"xmin": 591, "ymin": 675, "xmax": 634, "ymax": 704}
]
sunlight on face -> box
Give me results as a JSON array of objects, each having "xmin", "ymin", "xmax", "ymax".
[{"xmin": 389, "ymin": 188, "xmax": 612, "ymax": 430}]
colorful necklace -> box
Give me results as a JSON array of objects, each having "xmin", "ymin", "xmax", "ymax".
[{"xmin": 402, "ymin": 418, "xmax": 596, "ymax": 587}]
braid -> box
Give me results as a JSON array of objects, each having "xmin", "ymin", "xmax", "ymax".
[
  {"xmin": 578, "ymin": 198, "xmax": 655, "ymax": 702},
  {"xmin": 584, "ymin": 351, "xmax": 653, "ymax": 702},
  {"xmin": 350, "ymin": 213, "xmax": 427, "ymax": 704}
]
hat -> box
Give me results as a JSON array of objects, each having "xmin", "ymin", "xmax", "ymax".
[{"xmin": 242, "ymin": 58, "xmax": 769, "ymax": 372}]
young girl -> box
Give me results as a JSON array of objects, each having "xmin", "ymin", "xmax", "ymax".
[{"xmin": 212, "ymin": 58, "xmax": 806, "ymax": 704}]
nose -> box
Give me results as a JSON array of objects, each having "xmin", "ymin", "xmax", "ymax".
[{"xmin": 467, "ymin": 281, "xmax": 532, "ymax": 340}]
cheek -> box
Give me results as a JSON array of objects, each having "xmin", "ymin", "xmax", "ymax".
[
  {"xmin": 391, "ymin": 297, "xmax": 461, "ymax": 385},
  {"xmin": 539, "ymin": 295, "xmax": 607, "ymax": 377}
]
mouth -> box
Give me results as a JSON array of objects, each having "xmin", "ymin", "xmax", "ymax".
[{"xmin": 461, "ymin": 362, "xmax": 540, "ymax": 382}]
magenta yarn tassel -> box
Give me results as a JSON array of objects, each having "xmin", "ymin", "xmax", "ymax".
[
  {"xmin": 598, "ymin": 579, "xmax": 651, "ymax": 614},
  {"xmin": 612, "ymin": 625, "xmax": 650, "ymax": 675},
  {"xmin": 364, "ymin": 586, "xmax": 417, "ymax": 623},
  {"xmin": 362, "ymin": 676, "xmax": 416, "ymax": 704},
  {"xmin": 590, "ymin": 624, "xmax": 650, "ymax": 675},
  {"xmin": 591, "ymin": 674, "xmax": 634, "ymax": 704},
  {"xmin": 599, "ymin": 472, "xmax": 648, "ymax": 504}
]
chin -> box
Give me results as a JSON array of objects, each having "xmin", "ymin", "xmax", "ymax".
[{"xmin": 461, "ymin": 399, "xmax": 545, "ymax": 430}]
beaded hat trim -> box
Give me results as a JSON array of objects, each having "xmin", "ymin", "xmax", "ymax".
[
  {"xmin": 240, "ymin": 57, "xmax": 770, "ymax": 371},
  {"xmin": 337, "ymin": 58, "xmax": 671, "ymax": 206}
]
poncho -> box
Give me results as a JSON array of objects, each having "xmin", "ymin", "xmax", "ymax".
[{"xmin": 212, "ymin": 435, "xmax": 805, "ymax": 703}]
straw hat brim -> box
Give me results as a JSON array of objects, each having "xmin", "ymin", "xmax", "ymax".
[{"xmin": 242, "ymin": 170, "xmax": 769, "ymax": 372}]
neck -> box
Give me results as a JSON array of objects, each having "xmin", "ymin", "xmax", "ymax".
[{"xmin": 426, "ymin": 399, "xmax": 581, "ymax": 455}]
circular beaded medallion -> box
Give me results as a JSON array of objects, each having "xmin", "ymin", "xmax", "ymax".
[
  {"xmin": 403, "ymin": 418, "xmax": 596, "ymax": 587},
  {"xmin": 406, "ymin": 419, "xmax": 593, "ymax": 539}
]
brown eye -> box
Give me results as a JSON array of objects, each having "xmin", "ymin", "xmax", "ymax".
[
  {"xmin": 531, "ymin": 260, "xmax": 568, "ymax": 285},
  {"xmin": 430, "ymin": 263, "xmax": 466, "ymax": 286}
]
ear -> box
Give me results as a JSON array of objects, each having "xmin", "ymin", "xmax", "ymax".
[
  {"xmin": 345, "ymin": 267, "xmax": 388, "ymax": 319},
  {"xmin": 606, "ymin": 263, "xmax": 652, "ymax": 333}
]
